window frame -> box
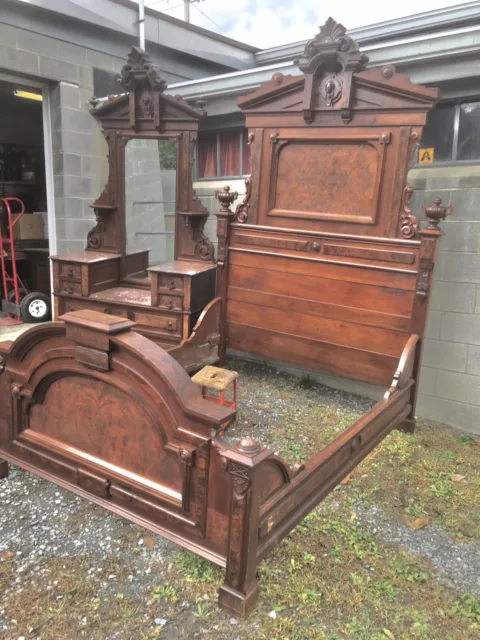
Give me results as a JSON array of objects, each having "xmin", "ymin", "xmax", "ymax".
[
  {"xmin": 415, "ymin": 98, "xmax": 480, "ymax": 167},
  {"xmin": 195, "ymin": 127, "xmax": 249, "ymax": 181}
]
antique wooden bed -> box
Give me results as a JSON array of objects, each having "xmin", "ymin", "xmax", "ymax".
[{"xmin": 0, "ymin": 19, "xmax": 450, "ymax": 617}]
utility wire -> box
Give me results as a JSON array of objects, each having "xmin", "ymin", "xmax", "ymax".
[
  {"xmin": 191, "ymin": 2, "xmax": 228, "ymax": 35},
  {"xmin": 145, "ymin": 0, "xmax": 169, "ymax": 8}
]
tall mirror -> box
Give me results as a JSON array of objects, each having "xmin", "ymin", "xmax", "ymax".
[{"xmin": 125, "ymin": 137, "xmax": 177, "ymax": 265}]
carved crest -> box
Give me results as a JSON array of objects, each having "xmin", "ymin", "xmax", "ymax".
[
  {"xmin": 296, "ymin": 17, "xmax": 369, "ymax": 75},
  {"xmin": 120, "ymin": 47, "xmax": 168, "ymax": 93}
]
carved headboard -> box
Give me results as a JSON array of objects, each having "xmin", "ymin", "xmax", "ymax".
[{"xmin": 216, "ymin": 18, "xmax": 450, "ymax": 389}]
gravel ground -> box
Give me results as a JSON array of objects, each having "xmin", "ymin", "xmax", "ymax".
[
  {"xmin": 352, "ymin": 502, "xmax": 480, "ymax": 595},
  {"xmin": 0, "ymin": 357, "xmax": 479, "ymax": 639}
]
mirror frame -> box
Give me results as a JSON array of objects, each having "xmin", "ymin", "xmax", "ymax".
[{"xmin": 86, "ymin": 47, "xmax": 214, "ymax": 279}]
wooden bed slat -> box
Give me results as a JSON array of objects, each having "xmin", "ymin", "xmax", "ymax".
[
  {"xmin": 229, "ymin": 250, "xmax": 418, "ymax": 291},
  {"xmin": 229, "ymin": 322, "xmax": 397, "ymax": 386},
  {"xmin": 228, "ymin": 299, "xmax": 407, "ymax": 357}
]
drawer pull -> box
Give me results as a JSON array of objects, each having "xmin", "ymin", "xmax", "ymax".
[
  {"xmin": 127, "ymin": 311, "xmax": 134, "ymax": 321},
  {"xmin": 167, "ymin": 321, "xmax": 173, "ymax": 332},
  {"xmin": 66, "ymin": 285, "xmax": 73, "ymax": 294},
  {"xmin": 169, "ymin": 280, "xmax": 175, "ymax": 290},
  {"xmin": 167, "ymin": 298, "xmax": 173, "ymax": 309},
  {"xmin": 67, "ymin": 267, "xmax": 74, "ymax": 277},
  {"xmin": 312, "ymin": 242, "xmax": 321, "ymax": 253}
]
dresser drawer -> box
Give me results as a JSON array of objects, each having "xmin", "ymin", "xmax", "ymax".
[
  {"xmin": 157, "ymin": 294, "xmax": 183, "ymax": 311},
  {"xmin": 134, "ymin": 311, "xmax": 180, "ymax": 336},
  {"xmin": 57, "ymin": 280, "xmax": 82, "ymax": 296},
  {"xmin": 159, "ymin": 274, "xmax": 184, "ymax": 292},
  {"xmin": 60, "ymin": 263, "xmax": 82, "ymax": 280}
]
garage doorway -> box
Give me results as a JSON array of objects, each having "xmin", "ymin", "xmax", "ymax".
[{"xmin": 0, "ymin": 74, "xmax": 55, "ymax": 331}]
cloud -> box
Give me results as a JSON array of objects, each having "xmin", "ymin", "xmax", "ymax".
[{"xmin": 143, "ymin": 0, "xmax": 468, "ymax": 48}]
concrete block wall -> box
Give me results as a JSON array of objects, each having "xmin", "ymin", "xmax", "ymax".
[
  {"xmin": 410, "ymin": 166, "xmax": 480, "ymax": 435},
  {"xmin": 0, "ymin": 20, "xmax": 210, "ymax": 257}
]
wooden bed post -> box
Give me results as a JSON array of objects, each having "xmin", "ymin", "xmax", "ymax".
[
  {"xmin": 402, "ymin": 198, "xmax": 451, "ymax": 433},
  {"xmin": 218, "ymin": 437, "xmax": 268, "ymax": 616},
  {"xmin": 215, "ymin": 186, "xmax": 237, "ymax": 366}
]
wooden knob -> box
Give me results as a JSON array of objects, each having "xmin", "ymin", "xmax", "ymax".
[
  {"xmin": 66, "ymin": 285, "xmax": 73, "ymax": 294},
  {"xmin": 169, "ymin": 280, "xmax": 175, "ymax": 290},
  {"xmin": 167, "ymin": 298, "xmax": 173, "ymax": 308},
  {"xmin": 167, "ymin": 321, "xmax": 173, "ymax": 332}
]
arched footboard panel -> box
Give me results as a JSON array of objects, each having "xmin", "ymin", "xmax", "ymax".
[{"xmin": 0, "ymin": 310, "xmax": 236, "ymax": 561}]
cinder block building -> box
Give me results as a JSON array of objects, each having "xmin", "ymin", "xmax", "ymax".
[{"xmin": 1, "ymin": 0, "xmax": 479, "ymax": 432}]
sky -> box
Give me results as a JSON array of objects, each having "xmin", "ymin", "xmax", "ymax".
[{"xmin": 140, "ymin": 0, "xmax": 469, "ymax": 48}]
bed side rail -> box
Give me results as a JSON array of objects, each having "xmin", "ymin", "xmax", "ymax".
[{"xmin": 256, "ymin": 333, "xmax": 420, "ymax": 561}]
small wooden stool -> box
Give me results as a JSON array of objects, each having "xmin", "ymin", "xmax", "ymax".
[{"xmin": 192, "ymin": 366, "xmax": 238, "ymax": 432}]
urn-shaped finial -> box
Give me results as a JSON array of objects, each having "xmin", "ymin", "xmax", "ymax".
[
  {"xmin": 236, "ymin": 437, "xmax": 262, "ymax": 454},
  {"xmin": 422, "ymin": 197, "xmax": 453, "ymax": 230},
  {"xmin": 216, "ymin": 185, "xmax": 238, "ymax": 212}
]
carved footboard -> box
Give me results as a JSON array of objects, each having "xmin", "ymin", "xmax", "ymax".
[
  {"xmin": 0, "ymin": 318, "xmax": 420, "ymax": 617},
  {"xmin": 0, "ymin": 310, "xmax": 236, "ymax": 564}
]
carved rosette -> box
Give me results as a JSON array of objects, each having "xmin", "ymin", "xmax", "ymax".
[
  {"xmin": 400, "ymin": 185, "xmax": 419, "ymax": 239},
  {"xmin": 235, "ymin": 178, "xmax": 252, "ymax": 223}
]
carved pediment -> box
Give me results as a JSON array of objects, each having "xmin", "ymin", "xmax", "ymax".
[
  {"xmin": 238, "ymin": 18, "xmax": 438, "ymax": 123},
  {"xmin": 91, "ymin": 47, "xmax": 203, "ymax": 130}
]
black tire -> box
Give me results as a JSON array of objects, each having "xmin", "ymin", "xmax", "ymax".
[
  {"xmin": 7, "ymin": 288, "xmax": 27, "ymax": 303},
  {"xmin": 20, "ymin": 292, "xmax": 51, "ymax": 323}
]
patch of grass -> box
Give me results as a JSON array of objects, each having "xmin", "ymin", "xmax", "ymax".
[
  {"xmin": 173, "ymin": 551, "xmax": 217, "ymax": 583},
  {"xmin": 452, "ymin": 593, "xmax": 480, "ymax": 628},
  {"xmin": 151, "ymin": 582, "xmax": 179, "ymax": 603}
]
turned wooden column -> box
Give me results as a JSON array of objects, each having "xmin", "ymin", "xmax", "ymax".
[
  {"xmin": 402, "ymin": 197, "xmax": 452, "ymax": 433},
  {"xmin": 215, "ymin": 186, "xmax": 237, "ymax": 365},
  {"xmin": 218, "ymin": 437, "xmax": 270, "ymax": 616}
]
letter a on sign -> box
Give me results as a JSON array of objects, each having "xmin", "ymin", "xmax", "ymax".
[{"xmin": 419, "ymin": 148, "xmax": 434, "ymax": 164}]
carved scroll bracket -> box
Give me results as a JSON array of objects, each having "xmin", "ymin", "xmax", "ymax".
[
  {"xmin": 235, "ymin": 178, "xmax": 252, "ymax": 223},
  {"xmin": 400, "ymin": 185, "xmax": 419, "ymax": 239}
]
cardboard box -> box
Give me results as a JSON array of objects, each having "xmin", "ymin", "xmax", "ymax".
[{"xmin": 12, "ymin": 213, "xmax": 44, "ymax": 240}]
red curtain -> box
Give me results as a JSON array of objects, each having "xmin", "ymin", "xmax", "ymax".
[
  {"xmin": 219, "ymin": 131, "xmax": 241, "ymax": 176},
  {"xmin": 198, "ymin": 133, "xmax": 217, "ymax": 178},
  {"xmin": 198, "ymin": 130, "xmax": 250, "ymax": 178}
]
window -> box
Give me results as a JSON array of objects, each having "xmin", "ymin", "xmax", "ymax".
[
  {"xmin": 93, "ymin": 68, "xmax": 123, "ymax": 98},
  {"xmin": 418, "ymin": 99, "xmax": 480, "ymax": 165},
  {"xmin": 197, "ymin": 129, "xmax": 251, "ymax": 179}
]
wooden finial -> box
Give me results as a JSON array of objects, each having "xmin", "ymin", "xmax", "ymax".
[
  {"xmin": 236, "ymin": 437, "xmax": 262, "ymax": 454},
  {"xmin": 215, "ymin": 185, "xmax": 238, "ymax": 212},
  {"xmin": 422, "ymin": 197, "xmax": 453, "ymax": 230}
]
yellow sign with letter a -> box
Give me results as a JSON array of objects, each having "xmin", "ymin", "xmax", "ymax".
[{"xmin": 418, "ymin": 148, "xmax": 434, "ymax": 164}]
